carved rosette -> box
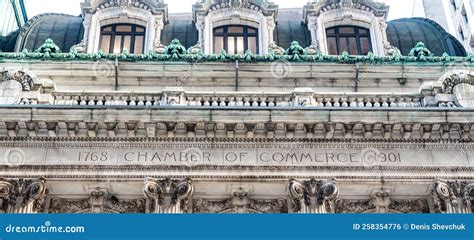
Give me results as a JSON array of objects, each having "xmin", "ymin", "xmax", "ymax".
[
  {"xmin": 143, "ymin": 177, "xmax": 193, "ymax": 213},
  {"xmin": 289, "ymin": 178, "xmax": 339, "ymax": 213},
  {"xmin": 0, "ymin": 177, "xmax": 48, "ymax": 213},
  {"xmin": 0, "ymin": 70, "xmax": 35, "ymax": 91},
  {"xmin": 432, "ymin": 180, "xmax": 473, "ymax": 213}
]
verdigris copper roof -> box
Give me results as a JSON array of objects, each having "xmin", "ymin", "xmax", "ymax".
[
  {"xmin": 19, "ymin": 13, "xmax": 84, "ymax": 52},
  {"xmin": 387, "ymin": 18, "xmax": 466, "ymax": 57},
  {"xmin": 161, "ymin": 13, "xmax": 198, "ymax": 49},
  {"xmin": 274, "ymin": 8, "xmax": 311, "ymax": 49},
  {"xmin": 0, "ymin": 30, "xmax": 19, "ymax": 52}
]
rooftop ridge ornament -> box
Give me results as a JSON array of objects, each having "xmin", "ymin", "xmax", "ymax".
[
  {"xmin": 286, "ymin": 41, "xmax": 306, "ymax": 61},
  {"xmin": 165, "ymin": 39, "xmax": 187, "ymax": 60},
  {"xmin": 35, "ymin": 39, "xmax": 61, "ymax": 54},
  {"xmin": 408, "ymin": 42, "xmax": 433, "ymax": 61}
]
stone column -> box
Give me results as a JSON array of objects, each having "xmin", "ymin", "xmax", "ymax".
[
  {"xmin": 0, "ymin": 177, "xmax": 47, "ymax": 213},
  {"xmin": 143, "ymin": 177, "xmax": 193, "ymax": 214},
  {"xmin": 289, "ymin": 178, "xmax": 338, "ymax": 214}
]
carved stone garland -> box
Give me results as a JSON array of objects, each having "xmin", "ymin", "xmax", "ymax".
[
  {"xmin": 193, "ymin": 188, "xmax": 287, "ymax": 213},
  {"xmin": 143, "ymin": 177, "xmax": 193, "ymax": 213},
  {"xmin": 335, "ymin": 189, "xmax": 429, "ymax": 213},
  {"xmin": 48, "ymin": 188, "xmax": 146, "ymax": 213},
  {"xmin": 0, "ymin": 177, "xmax": 47, "ymax": 213},
  {"xmin": 288, "ymin": 178, "xmax": 339, "ymax": 213}
]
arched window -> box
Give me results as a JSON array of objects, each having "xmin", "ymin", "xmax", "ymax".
[
  {"xmin": 99, "ymin": 24, "xmax": 145, "ymax": 54},
  {"xmin": 326, "ymin": 26, "xmax": 372, "ymax": 55},
  {"xmin": 213, "ymin": 25, "xmax": 258, "ymax": 54}
]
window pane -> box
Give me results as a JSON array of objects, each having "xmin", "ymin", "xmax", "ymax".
[
  {"xmin": 248, "ymin": 28, "xmax": 257, "ymax": 34},
  {"xmin": 339, "ymin": 37, "xmax": 349, "ymax": 53},
  {"xmin": 227, "ymin": 37, "xmax": 235, "ymax": 54},
  {"xmin": 214, "ymin": 27, "xmax": 224, "ymax": 33},
  {"xmin": 113, "ymin": 35, "xmax": 122, "ymax": 53},
  {"xmin": 326, "ymin": 28, "xmax": 336, "ymax": 34},
  {"xmin": 228, "ymin": 26, "xmax": 244, "ymax": 33},
  {"xmin": 248, "ymin": 36, "xmax": 257, "ymax": 53},
  {"xmin": 339, "ymin": 27, "xmax": 355, "ymax": 34},
  {"xmin": 102, "ymin": 26, "xmax": 112, "ymax": 32},
  {"xmin": 327, "ymin": 37, "xmax": 337, "ymax": 55},
  {"xmin": 136, "ymin": 26, "xmax": 145, "ymax": 32},
  {"xmin": 135, "ymin": 36, "xmax": 144, "ymax": 54},
  {"xmin": 214, "ymin": 36, "xmax": 224, "ymax": 53},
  {"xmin": 123, "ymin": 36, "xmax": 131, "ymax": 52},
  {"xmin": 358, "ymin": 28, "xmax": 368, "ymax": 34},
  {"xmin": 360, "ymin": 37, "xmax": 370, "ymax": 55},
  {"xmin": 100, "ymin": 35, "xmax": 111, "ymax": 53},
  {"xmin": 236, "ymin": 37, "xmax": 244, "ymax": 54},
  {"xmin": 348, "ymin": 37, "xmax": 357, "ymax": 55},
  {"xmin": 116, "ymin": 25, "xmax": 132, "ymax": 32}
]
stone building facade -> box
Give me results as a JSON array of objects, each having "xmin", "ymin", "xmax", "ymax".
[{"xmin": 0, "ymin": 0, "xmax": 473, "ymax": 214}]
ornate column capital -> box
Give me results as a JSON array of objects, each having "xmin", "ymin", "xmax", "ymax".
[
  {"xmin": 289, "ymin": 178, "xmax": 338, "ymax": 213},
  {"xmin": 0, "ymin": 177, "xmax": 48, "ymax": 213},
  {"xmin": 143, "ymin": 177, "xmax": 193, "ymax": 213}
]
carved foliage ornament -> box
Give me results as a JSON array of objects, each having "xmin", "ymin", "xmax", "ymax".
[
  {"xmin": 442, "ymin": 72, "xmax": 474, "ymax": 94},
  {"xmin": 0, "ymin": 70, "xmax": 35, "ymax": 91}
]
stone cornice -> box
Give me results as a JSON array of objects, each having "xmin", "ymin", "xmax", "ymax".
[{"xmin": 0, "ymin": 113, "xmax": 472, "ymax": 140}]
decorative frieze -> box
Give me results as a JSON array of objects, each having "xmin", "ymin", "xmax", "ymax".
[
  {"xmin": 143, "ymin": 177, "xmax": 193, "ymax": 213},
  {"xmin": 48, "ymin": 188, "xmax": 146, "ymax": 213},
  {"xmin": 193, "ymin": 188, "xmax": 287, "ymax": 213},
  {"xmin": 288, "ymin": 178, "xmax": 339, "ymax": 213},
  {"xmin": 335, "ymin": 189, "xmax": 429, "ymax": 213},
  {"xmin": 0, "ymin": 177, "xmax": 47, "ymax": 213}
]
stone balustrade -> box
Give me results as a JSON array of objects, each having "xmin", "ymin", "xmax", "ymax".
[{"xmin": 13, "ymin": 89, "xmax": 451, "ymax": 109}]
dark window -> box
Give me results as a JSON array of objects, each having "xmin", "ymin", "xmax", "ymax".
[
  {"xmin": 213, "ymin": 25, "xmax": 259, "ymax": 54},
  {"xmin": 325, "ymin": 25, "xmax": 372, "ymax": 55},
  {"xmin": 99, "ymin": 24, "xmax": 146, "ymax": 54}
]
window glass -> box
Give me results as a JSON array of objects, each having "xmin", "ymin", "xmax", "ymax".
[
  {"xmin": 327, "ymin": 37, "xmax": 337, "ymax": 54},
  {"xmin": 236, "ymin": 37, "xmax": 245, "ymax": 54},
  {"xmin": 100, "ymin": 24, "xmax": 146, "ymax": 54},
  {"xmin": 227, "ymin": 37, "xmax": 235, "ymax": 54},
  {"xmin": 214, "ymin": 36, "xmax": 224, "ymax": 53},
  {"xmin": 325, "ymin": 26, "xmax": 372, "ymax": 55},
  {"xmin": 348, "ymin": 37, "xmax": 357, "ymax": 55},
  {"xmin": 228, "ymin": 26, "xmax": 244, "ymax": 33},
  {"xmin": 213, "ymin": 25, "xmax": 259, "ymax": 54},
  {"xmin": 123, "ymin": 36, "xmax": 131, "ymax": 52},
  {"xmin": 116, "ymin": 25, "xmax": 132, "ymax": 32},
  {"xmin": 100, "ymin": 35, "xmax": 111, "ymax": 53},
  {"xmin": 113, "ymin": 35, "xmax": 122, "ymax": 53},
  {"xmin": 360, "ymin": 37, "xmax": 370, "ymax": 55},
  {"xmin": 135, "ymin": 36, "xmax": 144, "ymax": 54},
  {"xmin": 248, "ymin": 36, "xmax": 257, "ymax": 53}
]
